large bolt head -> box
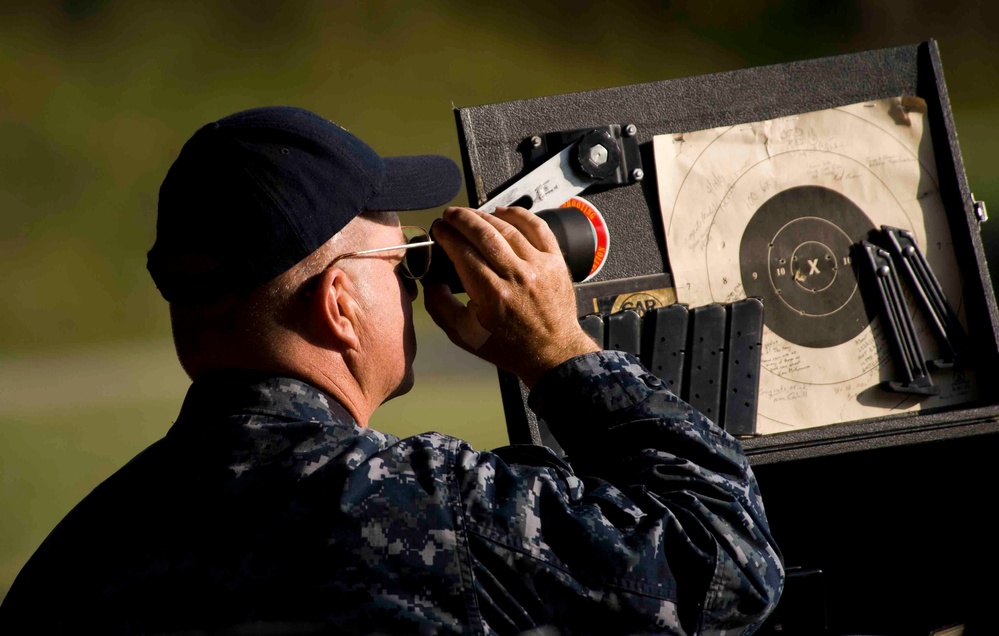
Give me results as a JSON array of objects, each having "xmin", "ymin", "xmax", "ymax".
[{"xmin": 588, "ymin": 144, "xmax": 609, "ymax": 166}]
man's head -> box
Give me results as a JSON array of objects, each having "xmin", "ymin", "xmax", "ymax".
[{"xmin": 148, "ymin": 107, "xmax": 462, "ymax": 422}]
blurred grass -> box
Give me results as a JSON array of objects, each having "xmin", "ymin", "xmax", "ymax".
[{"xmin": 2, "ymin": 0, "xmax": 997, "ymax": 604}]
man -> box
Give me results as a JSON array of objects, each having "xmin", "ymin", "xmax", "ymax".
[{"xmin": 0, "ymin": 106, "xmax": 783, "ymax": 634}]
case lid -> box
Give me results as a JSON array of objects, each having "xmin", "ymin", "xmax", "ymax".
[{"xmin": 454, "ymin": 41, "xmax": 999, "ymax": 463}]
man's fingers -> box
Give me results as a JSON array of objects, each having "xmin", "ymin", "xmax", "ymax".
[
  {"xmin": 423, "ymin": 282, "xmax": 492, "ymax": 351},
  {"xmin": 430, "ymin": 216, "xmax": 501, "ymax": 295},
  {"xmin": 470, "ymin": 207, "xmax": 542, "ymax": 261},
  {"xmin": 441, "ymin": 207, "xmax": 524, "ymax": 275},
  {"xmin": 423, "ymin": 281, "xmax": 469, "ymax": 349},
  {"xmin": 493, "ymin": 206, "xmax": 559, "ymax": 254},
  {"xmin": 455, "ymin": 300, "xmax": 492, "ymax": 350}
]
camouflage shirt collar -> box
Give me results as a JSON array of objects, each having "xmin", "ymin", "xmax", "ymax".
[{"xmin": 177, "ymin": 370, "xmax": 357, "ymax": 426}]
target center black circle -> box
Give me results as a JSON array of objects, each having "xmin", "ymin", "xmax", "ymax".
[{"xmin": 741, "ymin": 186, "xmax": 877, "ymax": 348}]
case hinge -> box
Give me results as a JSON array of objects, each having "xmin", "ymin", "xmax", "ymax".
[{"xmin": 972, "ymin": 194, "xmax": 988, "ymax": 223}]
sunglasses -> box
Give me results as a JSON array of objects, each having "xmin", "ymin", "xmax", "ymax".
[{"xmin": 326, "ymin": 225, "xmax": 434, "ymax": 280}]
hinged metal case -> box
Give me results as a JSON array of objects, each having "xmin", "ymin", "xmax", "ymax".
[
  {"xmin": 454, "ymin": 40, "xmax": 999, "ymax": 465},
  {"xmin": 453, "ymin": 40, "xmax": 997, "ymax": 632}
]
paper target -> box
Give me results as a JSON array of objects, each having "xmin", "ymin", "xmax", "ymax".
[{"xmin": 654, "ymin": 98, "xmax": 977, "ymax": 433}]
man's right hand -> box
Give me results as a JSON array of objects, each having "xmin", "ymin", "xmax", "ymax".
[{"xmin": 423, "ymin": 206, "xmax": 600, "ymax": 388}]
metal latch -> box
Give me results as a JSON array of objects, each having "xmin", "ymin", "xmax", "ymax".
[{"xmin": 972, "ymin": 194, "xmax": 988, "ymax": 223}]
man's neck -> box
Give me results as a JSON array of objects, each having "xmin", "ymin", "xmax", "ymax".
[{"xmin": 271, "ymin": 349, "xmax": 375, "ymax": 427}]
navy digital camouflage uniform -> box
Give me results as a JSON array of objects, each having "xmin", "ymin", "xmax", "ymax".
[{"xmin": 0, "ymin": 351, "xmax": 783, "ymax": 635}]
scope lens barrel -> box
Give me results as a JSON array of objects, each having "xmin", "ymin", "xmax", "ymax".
[{"xmin": 421, "ymin": 207, "xmax": 598, "ymax": 293}]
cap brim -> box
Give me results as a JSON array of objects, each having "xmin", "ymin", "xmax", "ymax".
[{"xmin": 367, "ymin": 155, "xmax": 463, "ymax": 211}]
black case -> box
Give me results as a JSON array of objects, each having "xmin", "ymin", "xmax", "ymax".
[
  {"xmin": 454, "ymin": 40, "xmax": 999, "ymax": 464},
  {"xmin": 454, "ymin": 41, "xmax": 998, "ymax": 633}
]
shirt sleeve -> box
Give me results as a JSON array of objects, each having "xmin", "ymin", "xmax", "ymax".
[{"xmin": 454, "ymin": 350, "xmax": 784, "ymax": 635}]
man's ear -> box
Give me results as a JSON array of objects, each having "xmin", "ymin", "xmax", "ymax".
[{"xmin": 310, "ymin": 266, "xmax": 361, "ymax": 351}]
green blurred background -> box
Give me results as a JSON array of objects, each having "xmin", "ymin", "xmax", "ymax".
[{"xmin": 2, "ymin": 0, "xmax": 997, "ymax": 601}]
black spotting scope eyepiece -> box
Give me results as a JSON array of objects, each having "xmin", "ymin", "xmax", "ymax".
[{"xmin": 416, "ymin": 207, "xmax": 599, "ymax": 294}]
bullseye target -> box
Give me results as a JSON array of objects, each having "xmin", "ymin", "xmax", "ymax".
[{"xmin": 654, "ymin": 98, "xmax": 977, "ymax": 433}]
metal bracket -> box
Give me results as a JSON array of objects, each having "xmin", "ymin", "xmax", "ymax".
[{"xmin": 478, "ymin": 124, "xmax": 643, "ymax": 213}]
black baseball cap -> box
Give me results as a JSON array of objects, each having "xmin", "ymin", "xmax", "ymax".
[{"xmin": 147, "ymin": 106, "xmax": 462, "ymax": 303}]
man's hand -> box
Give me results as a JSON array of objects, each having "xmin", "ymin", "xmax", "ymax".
[{"xmin": 423, "ymin": 206, "xmax": 600, "ymax": 388}]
